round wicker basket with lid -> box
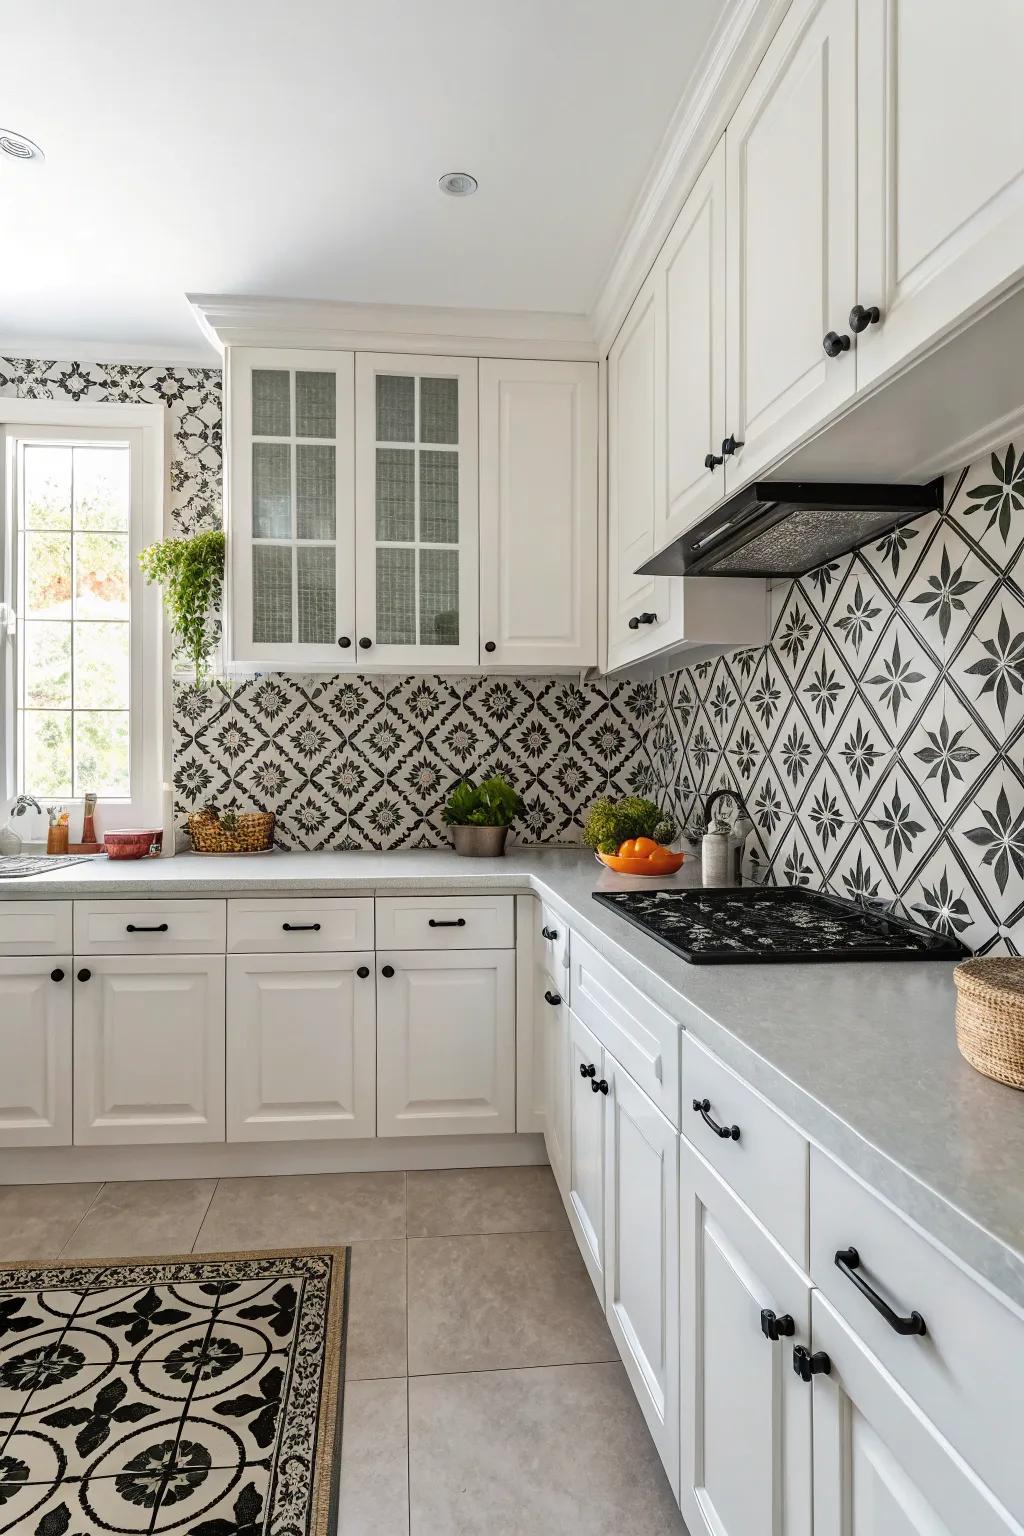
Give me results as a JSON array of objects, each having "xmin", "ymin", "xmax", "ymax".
[{"xmin": 953, "ymin": 958, "xmax": 1024, "ymax": 1089}]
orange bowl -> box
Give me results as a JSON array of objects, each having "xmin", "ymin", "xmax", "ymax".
[{"xmin": 597, "ymin": 850, "xmax": 685, "ymax": 877}]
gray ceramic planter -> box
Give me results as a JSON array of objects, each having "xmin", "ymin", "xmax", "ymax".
[{"xmin": 450, "ymin": 824, "xmax": 510, "ymax": 858}]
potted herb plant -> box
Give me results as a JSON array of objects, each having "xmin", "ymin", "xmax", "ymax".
[
  {"xmin": 138, "ymin": 529, "xmax": 225, "ymax": 686},
  {"xmin": 442, "ymin": 775, "xmax": 524, "ymax": 857}
]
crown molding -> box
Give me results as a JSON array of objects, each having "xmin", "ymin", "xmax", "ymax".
[
  {"xmin": 188, "ymin": 293, "xmax": 599, "ymax": 361},
  {"xmin": 589, "ymin": 0, "xmax": 793, "ymax": 356}
]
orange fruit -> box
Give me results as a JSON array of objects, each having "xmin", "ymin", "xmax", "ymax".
[
  {"xmin": 633, "ymin": 837, "xmax": 661, "ymax": 856},
  {"xmin": 618, "ymin": 838, "xmax": 638, "ymax": 857}
]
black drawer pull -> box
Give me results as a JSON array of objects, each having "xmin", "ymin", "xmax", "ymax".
[
  {"xmin": 541, "ymin": 926, "xmax": 558, "ymax": 941},
  {"xmin": 760, "ymin": 1308, "xmax": 794, "ymax": 1342},
  {"xmin": 544, "ymin": 990, "xmax": 562, "ymax": 1007},
  {"xmin": 792, "ymin": 1345, "xmax": 831, "ymax": 1381},
  {"xmin": 126, "ymin": 922, "xmax": 169, "ymax": 933},
  {"xmin": 579, "ymin": 1063, "xmax": 596, "ymax": 1079},
  {"xmin": 77, "ymin": 968, "xmax": 91, "ymax": 982},
  {"xmin": 428, "ymin": 918, "xmax": 466, "ymax": 928},
  {"xmin": 835, "ymin": 1247, "xmax": 926, "ymax": 1336},
  {"xmin": 692, "ymin": 1097, "xmax": 740, "ymax": 1141},
  {"xmin": 50, "ymin": 968, "xmax": 64, "ymax": 983},
  {"xmin": 282, "ymin": 922, "xmax": 321, "ymax": 932},
  {"xmin": 591, "ymin": 1078, "xmax": 609, "ymax": 1095}
]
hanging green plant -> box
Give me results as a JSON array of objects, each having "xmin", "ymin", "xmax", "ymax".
[{"xmin": 138, "ymin": 529, "xmax": 225, "ymax": 686}]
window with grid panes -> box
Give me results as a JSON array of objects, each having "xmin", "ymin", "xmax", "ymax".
[{"xmin": 374, "ymin": 373, "xmax": 460, "ymax": 646}]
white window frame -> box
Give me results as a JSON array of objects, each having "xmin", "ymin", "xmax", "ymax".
[{"xmin": 0, "ymin": 400, "xmax": 167, "ymax": 843}]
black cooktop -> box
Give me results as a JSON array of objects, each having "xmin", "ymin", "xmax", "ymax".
[{"xmin": 593, "ymin": 886, "xmax": 969, "ymax": 964}]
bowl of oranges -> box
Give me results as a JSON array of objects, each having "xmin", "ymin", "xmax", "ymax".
[{"xmin": 596, "ymin": 836, "xmax": 685, "ymax": 877}]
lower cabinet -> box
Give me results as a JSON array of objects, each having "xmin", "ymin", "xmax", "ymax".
[
  {"xmin": 603, "ymin": 1054, "xmax": 680, "ymax": 1493},
  {"xmin": 376, "ymin": 949, "xmax": 515, "ymax": 1136},
  {"xmin": 226, "ymin": 953, "xmax": 376, "ymax": 1141},
  {"xmin": 541, "ymin": 973, "xmax": 570, "ymax": 1199},
  {"xmin": 0, "ymin": 956, "xmax": 72, "ymax": 1147},
  {"xmin": 73, "ymin": 955, "xmax": 226, "ymax": 1145},
  {"xmin": 679, "ymin": 1135, "xmax": 812, "ymax": 1536},
  {"xmin": 566, "ymin": 1009, "xmax": 606, "ymax": 1294}
]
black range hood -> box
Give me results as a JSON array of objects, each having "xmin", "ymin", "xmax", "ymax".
[{"xmin": 636, "ymin": 478, "xmax": 944, "ymax": 579}]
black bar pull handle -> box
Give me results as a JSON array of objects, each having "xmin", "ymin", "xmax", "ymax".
[
  {"xmin": 428, "ymin": 917, "xmax": 467, "ymax": 928},
  {"xmin": 835, "ymin": 1247, "xmax": 926, "ymax": 1336},
  {"xmin": 282, "ymin": 922, "xmax": 321, "ymax": 932},
  {"xmin": 692, "ymin": 1097, "xmax": 740, "ymax": 1141},
  {"xmin": 126, "ymin": 922, "xmax": 169, "ymax": 933}
]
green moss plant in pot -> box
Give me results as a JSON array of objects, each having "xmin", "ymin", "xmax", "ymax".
[
  {"xmin": 442, "ymin": 775, "xmax": 524, "ymax": 857},
  {"xmin": 138, "ymin": 529, "xmax": 225, "ymax": 686}
]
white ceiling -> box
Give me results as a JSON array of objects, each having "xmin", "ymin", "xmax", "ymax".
[{"xmin": 0, "ymin": 0, "xmax": 724, "ymax": 361}]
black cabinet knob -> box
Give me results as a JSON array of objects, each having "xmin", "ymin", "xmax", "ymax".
[
  {"xmin": 338, "ymin": 636, "xmax": 352, "ymax": 649},
  {"xmin": 628, "ymin": 612, "xmax": 658, "ymax": 631},
  {"xmin": 77, "ymin": 968, "xmax": 91, "ymax": 982},
  {"xmin": 381, "ymin": 964, "xmax": 395, "ymax": 978},
  {"xmin": 760, "ymin": 1308, "xmax": 795, "ymax": 1341},
  {"xmin": 591, "ymin": 1078, "xmax": 609, "ymax": 1095},
  {"xmin": 544, "ymin": 990, "xmax": 562, "ymax": 1007},
  {"xmin": 50, "ymin": 968, "xmax": 64, "ymax": 983},
  {"xmin": 721, "ymin": 434, "xmax": 744, "ymax": 456},
  {"xmin": 793, "ymin": 1345, "xmax": 832, "ymax": 1382},
  {"xmin": 823, "ymin": 330, "xmax": 851, "ymax": 357},
  {"xmin": 704, "ymin": 451, "xmax": 723, "ymax": 471},
  {"xmin": 358, "ymin": 636, "xmax": 372, "ymax": 650},
  {"xmin": 356, "ymin": 965, "xmax": 370, "ymax": 979},
  {"xmin": 541, "ymin": 926, "xmax": 558, "ymax": 941},
  {"xmin": 484, "ymin": 641, "xmax": 496, "ymax": 653},
  {"xmin": 579, "ymin": 1062, "xmax": 596, "ymax": 1079},
  {"xmin": 849, "ymin": 303, "xmax": 881, "ymax": 333}
]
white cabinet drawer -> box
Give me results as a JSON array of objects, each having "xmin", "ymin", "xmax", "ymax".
[
  {"xmin": 810, "ymin": 1146, "xmax": 1024, "ymax": 1519},
  {"xmin": 0, "ymin": 900, "xmax": 72, "ymax": 956},
  {"xmin": 681, "ymin": 1031, "xmax": 807, "ymax": 1265},
  {"xmin": 374, "ymin": 895, "xmax": 513, "ymax": 949},
  {"xmin": 74, "ymin": 900, "xmax": 227, "ymax": 955},
  {"xmin": 570, "ymin": 934, "xmax": 679, "ymax": 1126},
  {"xmin": 227, "ymin": 898, "xmax": 374, "ymax": 953}
]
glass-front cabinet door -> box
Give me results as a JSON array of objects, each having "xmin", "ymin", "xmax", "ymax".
[
  {"xmin": 354, "ymin": 354, "xmax": 478, "ymax": 668},
  {"xmin": 228, "ymin": 348, "xmax": 355, "ymax": 667}
]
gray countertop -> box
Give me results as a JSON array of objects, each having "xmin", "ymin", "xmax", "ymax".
[{"xmin": 3, "ymin": 846, "xmax": 1023, "ymax": 1309}]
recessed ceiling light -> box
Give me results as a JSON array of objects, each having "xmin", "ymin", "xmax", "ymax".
[
  {"xmin": 438, "ymin": 171, "xmax": 477, "ymax": 197},
  {"xmin": 0, "ymin": 130, "xmax": 44, "ymax": 164}
]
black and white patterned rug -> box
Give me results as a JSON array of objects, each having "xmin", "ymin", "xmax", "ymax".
[{"xmin": 0, "ymin": 1249, "xmax": 349, "ymax": 1536}]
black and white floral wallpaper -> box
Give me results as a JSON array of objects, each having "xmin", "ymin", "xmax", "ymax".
[{"xmin": 647, "ymin": 446, "xmax": 1024, "ymax": 955}]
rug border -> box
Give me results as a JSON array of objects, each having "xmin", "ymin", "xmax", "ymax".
[{"xmin": 0, "ymin": 1243, "xmax": 351, "ymax": 1536}]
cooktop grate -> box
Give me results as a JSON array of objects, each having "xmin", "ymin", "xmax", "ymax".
[{"xmin": 592, "ymin": 886, "xmax": 969, "ymax": 964}]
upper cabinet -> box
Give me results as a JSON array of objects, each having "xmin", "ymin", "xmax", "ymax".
[
  {"xmin": 856, "ymin": 0, "xmax": 1024, "ymax": 388},
  {"xmin": 479, "ymin": 359, "xmax": 598, "ymax": 669}
]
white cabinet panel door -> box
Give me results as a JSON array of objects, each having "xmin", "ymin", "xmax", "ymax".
[
  {"xmin": 226, "ymin": 953, "xmax": 375, "ymax": 1141},
  {"xmin": 725, "ymin": 0, "xmax": 858, "ymax": 482},
  {"xmin": 375, "ymin": 950, "xmax": 514, "ymax": 1136},
  {"xmin": 540, "ymin": 969, "xmax": 570, "ymax": 1195},
  {"xmin": 856, "ymin": 0, "xmax": 1024, "ymax": 388},
  {"xmin": 661, "ymin": 135, "xmax": 729, "ymax": 539},
  {"xmin": 679, "ymin": 1137, "xmax": 812, "ymax": 1536},
  {"xmin": 566, "ymin": 1010, "xmax": 605, "ymax": 1296},
  {"xmin": 0, "ymin": 958, "xmax": 72, "ymax": 1147},
  {"xmin": 603, "ymin": 1056, "xmax": 679, "ymax": 1493},
  {"xmin": 479, "ymin": 358, "xmax": 598, "ymax": 668},
  {"xmin": 355, "ymin": 353, "xmax": 479, "ymax": 669},
  {"xmin": 73, "ymin": 956, "xmax": 225, "ymax": 1145},
  {"xmin": 811, "ymin": 1293, "xmax": 1021, "ymax": 1536}
]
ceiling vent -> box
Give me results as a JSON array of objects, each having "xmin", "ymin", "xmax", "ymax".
[{"xmin": 0, "ymin": 131, "xmax": 44, "ymax": 164}]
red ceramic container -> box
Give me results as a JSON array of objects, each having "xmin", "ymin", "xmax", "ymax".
[{"xmin": 103, "ymin": 829, "xmax": 163, "ymax": 860}]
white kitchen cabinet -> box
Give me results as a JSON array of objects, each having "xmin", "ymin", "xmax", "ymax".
[
  {"xmin": 724, "ymin": 0, "xmax": 858, "ymax": 483},
  {"xmin": 375, "ymin": 949, "xmax": 514, "ymax": 1136},
  {"xmin": 227, "ymin": 347, "xmax": 356, "ymax": 667},
  {"xmin": 539, "ymin": 968, "xmax": 570, "ymax": 1192},
  {"xmin": 660, "ymin": 136, "xmax": 729, "ymax": 540},
  {"xmin": 73, "ymin": 956, "xmax": 225, "ymax": 1145},
  {"xmin": 226, "ymin": 952, "xmax": 376, "ymax": 1141},
  {"xmin": 355, "ymin": 353, "xmax": 479, "ymax": 668},
  {"xmin": 0, "ymin": 957, "xmax": 72, "ymax": 1147},
  {"xmin": 856, "ymin": 0, "xmax": 1024, "ymax": 389},
  {"xmin": 478, "ymin": 358, "xmax": 598, "ymax": 669},
  {"xmin": 603, "ymin": 1054, "xmax": 680, "ymax": 1492},
  {"xmin": 810, "ymin": 1291, "xmax": 1021, "ymax": 1536},
  {"xmin": 679, "ymin": 1136, "xmax": 812, "ymax": 1536},
  {"xmin": 566, "ymin": 1009, "xmax": 605, "ymax": 1295}
]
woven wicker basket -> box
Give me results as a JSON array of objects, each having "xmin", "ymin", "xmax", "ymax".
[
  {"xmin": 187, "ymin": 807, "xmax": 275, "ymax": 855},
  {"xmin": 953, "ymin": 958, "xmax": 1024, "ymax": 1090}
]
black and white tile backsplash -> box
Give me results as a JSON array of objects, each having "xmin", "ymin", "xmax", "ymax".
[{"xmin": 648, "ymin": 446, "xmax": 1024, "ymax": 955}]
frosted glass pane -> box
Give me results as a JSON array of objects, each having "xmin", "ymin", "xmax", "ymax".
[
  {"xmin": 74, "ymin": 711, "xmax": 130, "ymax": 798},
  {"xmin": 252, "ymin": 544, "xmax": 293, "ymax": 643},
  {"xmin": 376, "ymin": 547, "xmax": 416, "ymax": 645},
  {"xmin": 420, "ymin": 548, "xmax": 459, "ymax": 645},
  {"xmin": 23, "ymin": 623, "xmax": 71, "ymax": 708},
  {"xmin": 296, "ymin": 444, "xmax": 336, "ymax": 539},
  {"xmin": 420, "ymin": 376, "xmax": 458, "ymax": 444},
  {"xmin": 296, "ymin": 371, "xmax": 336, "ymax": 438},
  {"xmin": 376, "ymin": 448, "xmax": 414, "ymax": 541},
  {"xmin": 23, "ymin": 445, "xmax": 71, "ymax": 529},
  {"xmin": 74, "ymin": 622, "xmax": 130, "ymax": 708},
  {"xmin": 252, "ymin": 369, "xmax": 290, "ymax": 436},
  {"xmin": 23, "ymin": 711, "xmax": 72, "ymax": 798},
  {"xmin": 376, "ymin": 375, "xmax": 414, "ymax": 442},
  {"xmin": 420, "ymin": 451, "xmax": 458, "ymax": 543},
  {"xmin": 253, "ymin": 442, "xmax": 291, "ymax": 538},
  {"xmin": 297, "ymin": 545, "xmax": 336, "ymax": 644},
  {"xmin": 73, "ymin": 446, "xmax": 129, "ymax": 530}
]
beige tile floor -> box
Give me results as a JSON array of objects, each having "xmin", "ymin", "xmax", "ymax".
[{"xmin": 0, "ymin": 1168, "xmax": 685, "ymax": 1535}]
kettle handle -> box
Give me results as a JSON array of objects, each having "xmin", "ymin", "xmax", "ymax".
[{"xmin": 704, "ymin": 788, "xmax": 746, "ymax": 828}]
